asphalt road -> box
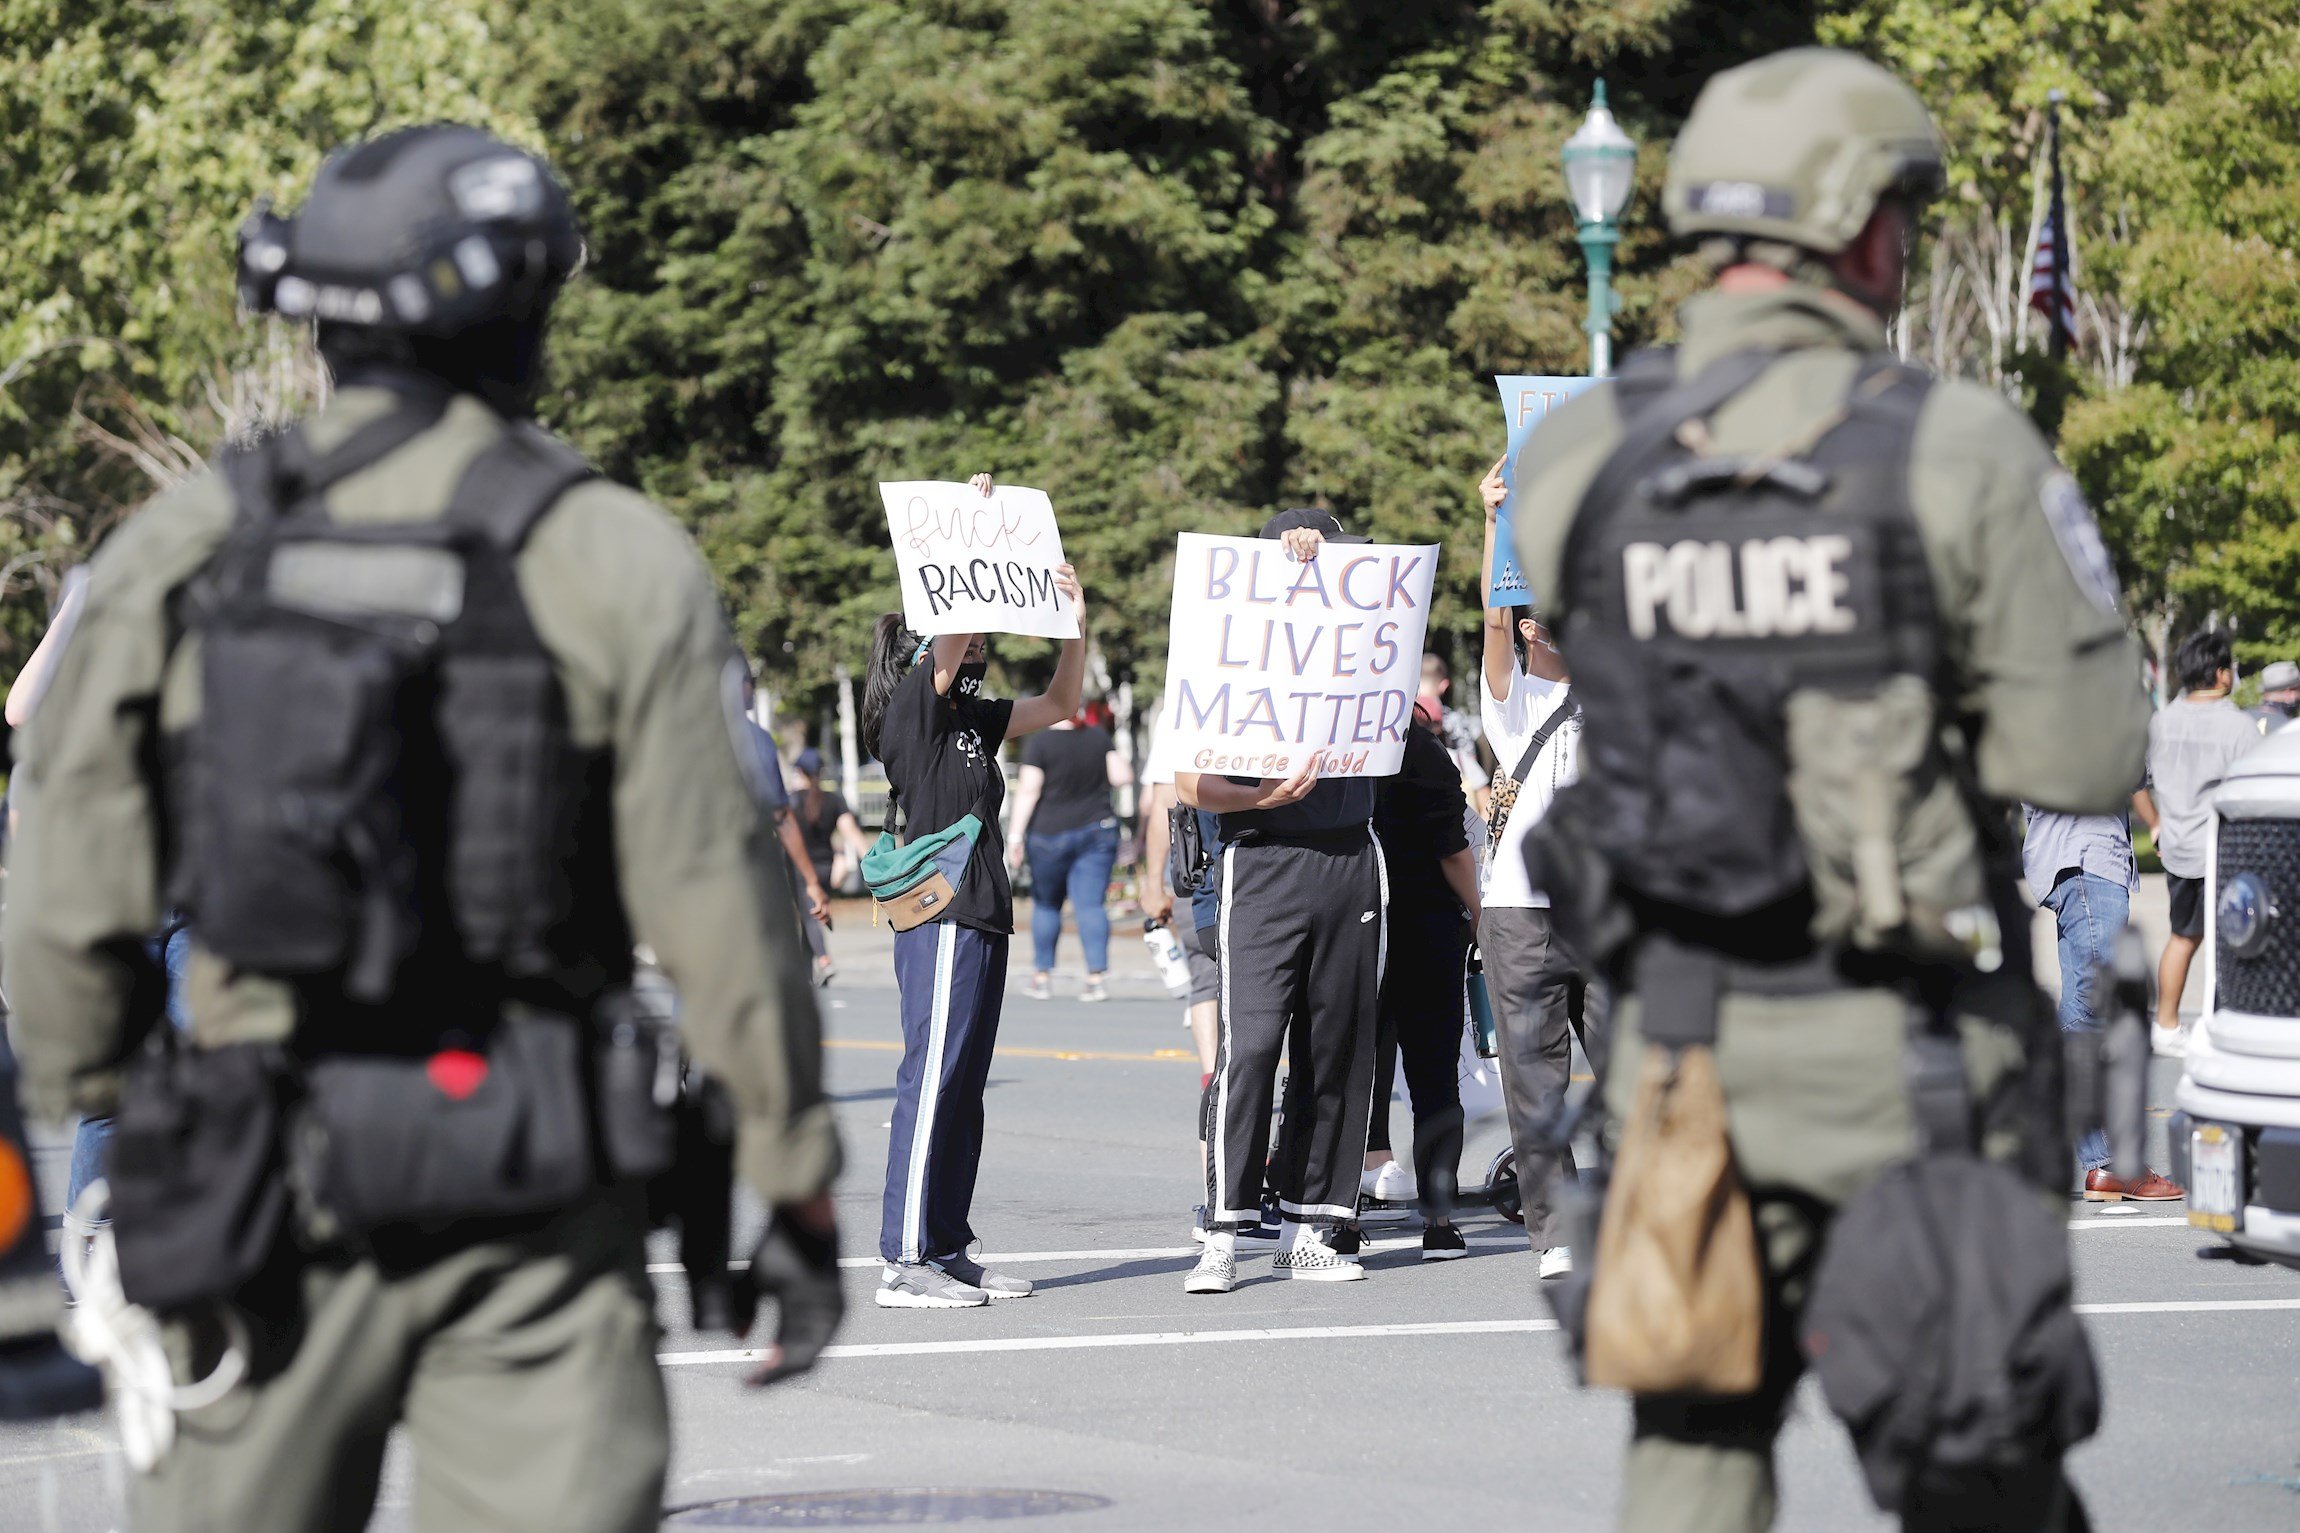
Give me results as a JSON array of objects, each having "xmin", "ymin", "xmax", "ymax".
[{"xmin": 5, "ymin": 977, "xmax": 2296, "ymax": 1532}]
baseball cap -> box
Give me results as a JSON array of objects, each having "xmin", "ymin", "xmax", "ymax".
[
  {"xmin": 1259, "ymin": 507, "xmax": 1370, "ymax": 545},
  {"xmin": 793, "ymin": 747, "xmax": 824, "ymax": 777},
  {"xmin": 2261, "ymin": 661, "xmax": 2300, "ymax": 691}
]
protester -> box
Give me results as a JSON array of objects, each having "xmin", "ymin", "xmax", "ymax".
[
  {"xmin": 2138, "ymin": 627, "xmax": 2266, "ymax": 1056},
  {"xmin": 1363, "ymin": 695, "xmax": 1482, "ymax": 1260},
  {"xmin": 742, "ymin": 674, "xmax": 835, "ymax": 960},
  {"xmin": 1473, "ymin": 460, "xmax": 1601, "ymax": 1282},
  {"xmin": 1006, "ymin": 707, "xmax": 1132, "ymax": 1002},
  {"xmin": 862, "ymin": 474, "xmax": 1088, "ymax": 1308},
  {"xmin": 1180, "ymin": 509, "xmax": 1387, "ymax": 1294},
  {"xmin": 2022, "ymin": 805, "xmax": 2183, "ymax": 1200},
  {"xmin": 2252, "ymin": 659, "xmax": 2300, "ymax": 728},
  {"xmin": 1419, "ymin": 652, "xmax": 1491, "ymax": 814},
  {"xmin": 791, "ymin": 748, "xmax": 868, "ymax": 985},
  {"xmin": 1139, "ymin": 775, "xmax": 1267, "ymax": 1244}
]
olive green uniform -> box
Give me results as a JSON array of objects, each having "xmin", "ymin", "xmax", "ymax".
[
  {"xmin": 5, "ymin": 386, "xmax": 841, "ymax": 1532},
  {"xmin": 1512, "ymin": 286, "xmax": 2148, "ymax": 1532}
]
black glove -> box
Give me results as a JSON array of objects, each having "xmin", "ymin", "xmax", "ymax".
[{"xmin": 739, "ymin": 1210, "xmax": 844, "ymax": 1388}]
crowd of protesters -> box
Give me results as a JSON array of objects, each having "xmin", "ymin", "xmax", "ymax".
[{"xmin": 735, "ymin": 477, "xmax": 2297, "ymax": 1309}]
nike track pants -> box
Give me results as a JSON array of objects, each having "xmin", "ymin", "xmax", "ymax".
[
  {"xmin": 1206, "ymin": 832, "xmax": 1386, "ymax": 1227},
  {"xmin": 880, "ymin": 920, "xmax": 1008, "ymax": 1265}
]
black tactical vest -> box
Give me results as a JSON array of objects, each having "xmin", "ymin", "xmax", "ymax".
[
  {"xmin": 1554, "ymin": 348, "xmax": 1942, "ymax": 923},
  {"xmin": 165, "ymin": 396, "xmax": 631, "ymax": 1010}
]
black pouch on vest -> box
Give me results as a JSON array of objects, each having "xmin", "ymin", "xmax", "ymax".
[
  {"xmin": 295, "ymin": 1010, "xmax": 594, "ymax": 1234},
  {"xmin": 593, "ymin": 988, "xmax": 680, "ymax": 1183},
  {"xmin": 108, "ymin": 1042, "xmax": 294, "ymax": 1311}
]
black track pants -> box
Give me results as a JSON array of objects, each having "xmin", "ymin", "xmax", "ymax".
[
  {"xmin": 1207, "ymin": 832, "xmax": 1386, "ymax": 1226},
  {"xmin": 1369, "ymin": 903, "xmax": 1471, "ymax": 1211}
]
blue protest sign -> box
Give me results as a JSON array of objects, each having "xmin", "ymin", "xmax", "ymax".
[{"xmin": 1489, "ymin": 375, "xmax": 1598, "ymax": 606}]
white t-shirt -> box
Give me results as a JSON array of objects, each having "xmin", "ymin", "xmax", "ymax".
[{"xmin": 1480, "ymin": 671, "xmax": 1580, "ymax": 908}]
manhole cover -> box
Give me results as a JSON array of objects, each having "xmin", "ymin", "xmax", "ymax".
[{"xmin": 665, "ymin": 1488, "xmax": 1112, "ymax": 1526}]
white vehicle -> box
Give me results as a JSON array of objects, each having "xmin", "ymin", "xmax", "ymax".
[{"xmin": 2173, "ymin": 719, "xmax": 2300, "ymax": 1268}]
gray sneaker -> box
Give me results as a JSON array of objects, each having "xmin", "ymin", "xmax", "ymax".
[
  {"xmin": 876, "ymin": 1262, "xmax": 990, "ymax": 1308},
  {"xmin": 928, "ymin": 1251, "xmax": 1034, "ymax": 1299}
]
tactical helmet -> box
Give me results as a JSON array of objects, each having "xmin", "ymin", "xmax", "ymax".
[
  {"xmin": 237, "ymin": 125, "xmax": 581, "ymax": 336},
  {"xmin": 1664, "ymin": 49, "xmax": 1944, "ymax": 255}
]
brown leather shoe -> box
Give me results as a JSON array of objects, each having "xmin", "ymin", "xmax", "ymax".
[{"xmin": 2083, "ymin": 1167, "xmax": 2187, "ymax": 1202}]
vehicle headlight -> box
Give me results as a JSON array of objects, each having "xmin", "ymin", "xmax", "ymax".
[{"xmin": 2219, "ymin": 871, "xmax": 2280, "ymax": 958}]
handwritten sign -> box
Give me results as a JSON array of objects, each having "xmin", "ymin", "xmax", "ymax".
[
  {"xmin": 879, "ymin": 481, "xmax": 1080, "ymax": 639},
  {"xmin": 1147, "ymin": 533, "xmax": 1438, "ymax": 780},
  {"xmin": 1490, "ymin": 375, "xmax": 1598, "ymax": 606}
]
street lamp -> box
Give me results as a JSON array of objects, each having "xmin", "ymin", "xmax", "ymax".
[{"xmin": 1561, "ymin": 80, "xmax": 1638, "ymax": 378}]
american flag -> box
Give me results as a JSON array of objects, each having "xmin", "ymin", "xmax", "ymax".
[{"xmin": 2027, "ymin": 91, "xmax": 2077, "ymax": 357}]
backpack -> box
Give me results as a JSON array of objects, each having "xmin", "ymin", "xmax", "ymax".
[
  {"xmin": 1802, "ymin": 1154, "xmax": 2101, "ymax": 1514},
  {"xmin": 1168, "ymin": 802, "xmax": 1216, "ymax": 897},
  {"xmin": 1551, "ymin": 348, "xmax": 1993, "ymax": 962},
  {"xmin": 166, "ymin": 398, "xmax": 625, "ymax": 1004}
]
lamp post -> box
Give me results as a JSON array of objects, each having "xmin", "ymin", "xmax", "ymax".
[{"xmin": 1561, "ymin": 80, "xmax": 1638, "ymax": 378}]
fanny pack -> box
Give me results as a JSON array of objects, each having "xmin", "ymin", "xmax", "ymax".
[{"xmin": 860, "ymin": 787, "xmax": 986, "ymax": 931}]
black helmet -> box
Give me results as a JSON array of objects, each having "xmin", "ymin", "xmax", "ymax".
[{"xmin": 238, "ymin": 125, "xmax": 581, "ymax": 337}]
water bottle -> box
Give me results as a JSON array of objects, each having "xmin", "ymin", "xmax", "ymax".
[
  {"xmin": 1466, "ymin": 944, "xmax": 1498, "ymax": 1059},
  {"xmin": 1143, "ymin": 918, "xmax": 1190, "ymax": 998}
]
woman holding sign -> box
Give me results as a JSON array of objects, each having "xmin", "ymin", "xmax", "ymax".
[
  {"xmin": 860, "ymin": 474, "xmax": 1089, "ymax": 1310},
  {"xmin": 1179, "ymin": 508, "xmax": 1389, "ymax": 1295}
]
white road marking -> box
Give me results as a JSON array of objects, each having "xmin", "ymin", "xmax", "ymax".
[
  {"xmin": 644, "ymin": 1231, "xmax": 1523, "ymax": 1277},
  {"xmin": 661, "ymin": 1318, "xmax": 1560, "ymax": 1366},
  {"xmin": 645, "ymin": 1219, "xmax": 2177, "ymax": 1278},
  {"xmin": 657, "ymin": 1296, "xmax": 2300, "ymax": 1367},
  {"xmin": 2074, "ymin": 1298, "xmax": 2300, "ymax": 1315},
  {"xmin": 2067, "ymin": 1216, "xmax": 2193, "ymax": 1228}
]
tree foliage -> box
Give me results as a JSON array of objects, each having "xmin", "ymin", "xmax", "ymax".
[{"xmin": 3, "ymin": 0, "xmax": 2293, "ymax": 717}]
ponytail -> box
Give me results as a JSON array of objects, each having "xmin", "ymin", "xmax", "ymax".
[{"xmin": 859, "ymin": 612, "xmax": 919, "ymax": 760}]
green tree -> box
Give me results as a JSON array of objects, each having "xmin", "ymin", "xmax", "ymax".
[{"xmin": 0, "ymin": 0, "xmax": 524, "ymax": 662}]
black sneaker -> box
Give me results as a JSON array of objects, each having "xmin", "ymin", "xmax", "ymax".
[
  {"xmin": 1329, "ymin": 1223, "xmax": 1364, "ymax": 1257},
  {"xmin": 1421, "ymin": 1224, "xmax": 1468, "ymax": 1261}
]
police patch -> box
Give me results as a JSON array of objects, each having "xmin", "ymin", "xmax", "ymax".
[{"xmin": 2039, "ymin": 473, "xmax": 2121, "ymax": 616}]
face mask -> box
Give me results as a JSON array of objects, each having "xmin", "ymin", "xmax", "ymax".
[{"xmin": 954, "ymin": 661, "xmax": 988, "ymax": 698}]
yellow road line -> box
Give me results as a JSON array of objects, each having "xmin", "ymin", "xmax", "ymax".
[{"xmin": 828, "ymin": 1039, "xmax": 1200, "ymax": 1064}]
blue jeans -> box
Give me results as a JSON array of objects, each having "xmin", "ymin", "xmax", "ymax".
[
  {"xmin": 2044, "ymin": 872, "xmax": 2126, "ymax": 1173},
  {"xmin": 1025, "ymin": 818, "xmax": 1120, "ymax": 974},
  {"xmin": 65, "ymin": 924, "xmax": 194, "ymax": 1227}
]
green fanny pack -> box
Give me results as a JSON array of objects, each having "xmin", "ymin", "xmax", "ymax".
[{"xmin": 859, "ymin": 789, "xmax": 984, "ymax": 931}]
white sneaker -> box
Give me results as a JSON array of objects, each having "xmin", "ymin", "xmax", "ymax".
[
  {"xmin": 876, "ymin": 1263, "xmax": 990, "ymax": 1308},
  {"xmin": 2151, "ymin": 1022, "xmax": 2188, "ymax": 1059},
  {"xmin": 1361, "ymin": 1161, "xmax": 1417, "ymax": 1203},
  {"xmin": 1275, "ymin": 1222, "xmax": 1366, "ymax": 1282},
  {"xmin": 1538, "ymin": 1246, "xmax": 1573, "ymax": 1281},
  {"xmin": 1185, "ymin": 1237, "xmax": 1237, "ymax": 1294}
]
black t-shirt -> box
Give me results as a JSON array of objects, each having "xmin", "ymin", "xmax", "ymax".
[
  {"xmin": 1374, "ymin": 721, "xmax": 1471, "ymax": 909},
  {"xmin": 795, "ymin": 787, "xmax": 850, "ymax": 882},
  {"xmin": 877, "ymin": 664, "xmax": 1016, "ymax": 933},
  {"xmin": 1021, "ymin": 725, "xmax": 1116, "ymax": 836},
  {"xmin": 1217, "ymin": 775, "xmax": 1376, "ymax": 842}
]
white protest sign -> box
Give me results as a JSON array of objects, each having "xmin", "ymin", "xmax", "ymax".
[
  {"xmin": 1147, "ymin": 533, "xmax": 1438, "ymax": 780},
  {"xmin": 879, "ymin": 481, "xmax": 1080, "ymax": 639}
]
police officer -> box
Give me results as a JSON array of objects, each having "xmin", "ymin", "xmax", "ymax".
[
  {"xmin": 4, "ymin": 125, "xmax": 841, "ymax": 1532},
  {"xmin": 1509, "ymin": 51, "xmax": 2147, "ymax": 1532}
]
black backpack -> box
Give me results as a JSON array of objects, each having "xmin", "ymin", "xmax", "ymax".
[
  {"xmin": 166, "ymin": 396, "xmax": 626, "ymax": 1005},
  {"xmin": 1553, "ymin": 348, "xmax": 1943, "ymax": 922},
  {"xmin": 1802, "ymin": 1153, "xmax": 2101, "ymax": 1515}
]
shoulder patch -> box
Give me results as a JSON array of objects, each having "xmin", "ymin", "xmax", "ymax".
[{"xmin": 2039, "ymin": 473, "xmax": 2121, "ymax": 617}]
